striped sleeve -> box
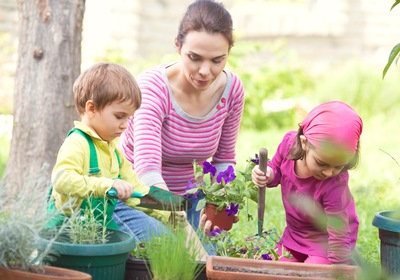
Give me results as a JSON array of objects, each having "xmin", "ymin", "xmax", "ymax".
[
  {"xmin": 211, "ymin": 71, "xmax": 245, "ymax": 170},
  {"xmin": 119, "ymin": 66, "xmax": 168, "ymax": 186}
]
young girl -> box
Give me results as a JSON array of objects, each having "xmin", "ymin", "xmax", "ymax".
[
  {"xmin": 252, "ymin": 101, "xmax": 363, "ymax": 265},
  {"xmin": 47, "ymin": 63, "xmax": 169, "ymax": 230}
]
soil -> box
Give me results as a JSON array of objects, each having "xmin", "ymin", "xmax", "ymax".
[{"xmin": 213, "ymin": 265, "xmax": 357, "ymax": 280}]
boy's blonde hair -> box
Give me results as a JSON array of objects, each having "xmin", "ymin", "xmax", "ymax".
[{"xmin": 73, "ymin": 63, "xmax": 141, "ymax": 115}]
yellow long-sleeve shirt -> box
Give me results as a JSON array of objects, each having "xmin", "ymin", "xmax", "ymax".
[{"xmin": 51, "ymin": 121, "xmax": 170, "ymax": 224}]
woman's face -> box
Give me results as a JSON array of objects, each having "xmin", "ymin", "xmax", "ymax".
[{"xmin": 178, "ymin": 31, "xmax": 229, "ymax": 91}]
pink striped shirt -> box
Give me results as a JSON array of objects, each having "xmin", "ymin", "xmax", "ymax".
[{"xmin": 118, "ymin": 64, "xmax": 245, "ymax": 194}]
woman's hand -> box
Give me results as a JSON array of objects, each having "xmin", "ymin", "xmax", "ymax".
[{"xmin": 199, "ymin": 208, "xmax": 239, "ymax": 236}]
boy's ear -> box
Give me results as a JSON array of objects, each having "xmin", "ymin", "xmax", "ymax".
[{"xmin": 85, "ymin": 100, "xmax": 96, "ymax": 116}]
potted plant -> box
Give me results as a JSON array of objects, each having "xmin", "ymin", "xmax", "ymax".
[
  {"xmin": 125, "ymin": 222, "xmax": 207, "ymax": 280},
  {"xmin": 371, "ymin": 150, "xmax": 400, "ymax": 278},
  {"xmin": 206, "ymin": 256, "xmax": 360, "ymax": 280},
  {"xmin": 185, "ymin": 158, "xmax": 258, "ymax": 230},
  {"xmin": 0, "ymin": 175, "xmax": 91, "ymax": 280},
  {"xmin": 206, "ymin": 226, "xmax": 359, "ymax": 280},
  {"xmin": 40, "ymin": 198, "xmax": 136, "ymax": 280}
]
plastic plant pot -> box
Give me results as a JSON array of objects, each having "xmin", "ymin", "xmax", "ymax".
[{"xmin": 372, "ymin": 210, "xmax": 400, "ymax": 277}]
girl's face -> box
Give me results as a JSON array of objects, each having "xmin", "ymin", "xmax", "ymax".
[
  {"xmin": 178, "ymin": 31, "xmax": 229, "ymax": 91},
  {"xmin": 300, "ymin": 136, "xmax": 353, "ymax": 180},
  {"xmin": 85, "ymin": 100, "xmax": 135, "ymax": 143}
]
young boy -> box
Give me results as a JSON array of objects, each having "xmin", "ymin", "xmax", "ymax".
[{"xmin": 47, "ymin": 62, "xmax": 169, "ymax": 229}]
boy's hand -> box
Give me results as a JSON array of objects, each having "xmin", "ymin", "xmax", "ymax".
[
  {"xmin": 252, "ymin": 165, "xmax": 273, "ymax": 187},
  {"xmin": 112, "ymin": 180, "xmax": 134, "ymax": 202}
]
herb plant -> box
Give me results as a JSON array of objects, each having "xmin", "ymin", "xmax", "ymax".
[
  {"xmin": 65, "ymin": 202, "xmax": 110, "ymax": 244},
  {"xmin": 135, "ymin": 223, "xmax": 205, "ymax": 280},
  {"xmin": 0, "ymin": 170, "xmax": 65, "ymax": 273}
]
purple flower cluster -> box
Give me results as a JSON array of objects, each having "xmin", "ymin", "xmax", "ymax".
[
  {"xmin": 261, "ymin": 254, "xmax": 272, "ymax": 260},
  {"xmin": 202, "ymin": 161, "xmax": 217, "ymax": 176},
  {"xmin": 184, "ymin": 180, "xmax": 198, "ymax": 198},
  {"xmin": 251, "ymin": 154, "xmax": 259, "ymax": 165},
  {"xmin": 216, "ymin": 166, "xmax": 236, "ymax": 184},
  {"xmin": 224, "ymin": 203, "xmax": 239, "ymax": 216}
]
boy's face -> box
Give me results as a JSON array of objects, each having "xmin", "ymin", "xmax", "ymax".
[{"xmin": 87, "ymin": 100, "xmax": 136, "ymax": 143}]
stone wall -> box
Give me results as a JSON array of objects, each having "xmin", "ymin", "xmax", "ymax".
[{"xmin": 230, "ymin": 0, "xmax": 400, "ymax": 72}]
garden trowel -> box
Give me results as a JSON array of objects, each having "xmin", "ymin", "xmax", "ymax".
[{"xmin": 107, "ymin": 185, "xmax": 192, "ymax": 211}]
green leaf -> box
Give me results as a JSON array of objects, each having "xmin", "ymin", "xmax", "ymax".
[
  {"xmin": 185, "ymin": 187, "xmax": 198, "ymax": 194},
  {"xmin": 382, "ymin": 43, "xmax": 400, "ymax": 79},
  {"xmin": 390, "ymin": 0, "xmax": 400, "ymax": 11},
  {"xmin": 195, "ymin": 198, "xmax": 206, "ymax": 211},
  {"xmin": 208, "ymin": 182, "xmax": 224, "ymax": 192}
]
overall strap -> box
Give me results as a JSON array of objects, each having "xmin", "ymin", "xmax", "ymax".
[
  {"xmin": 67, "ymin": 128, "xmax": 121, "ymax": 173},
  {"xmin": 67, "ymin": 128, "xmax": 100, "ymax": 175}
]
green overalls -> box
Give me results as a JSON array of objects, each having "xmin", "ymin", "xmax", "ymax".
[{"xmin": 46, "ymin": 128, "xmax": 119, "ymax": 229}]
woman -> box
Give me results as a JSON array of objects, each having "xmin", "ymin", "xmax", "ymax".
[{"xmin": 113, "ymin": 0, "xmax": 244, "ymax": 242}]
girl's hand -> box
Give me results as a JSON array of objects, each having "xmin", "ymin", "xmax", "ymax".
[
  {"xmin": 252, "ymin": 165, "xmax": 273, "ymax": 187},
  {"xmin": 112, "ymin": 180, "xmax": 134, "ymax": 202}
]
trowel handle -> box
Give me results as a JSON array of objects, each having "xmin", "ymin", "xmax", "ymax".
[
  {"xmin": 257, "ymin": 148, "xmax": 268, "ymax": 236},
  {"xmin": 107, "ymin": 188, "xmax": 144, "ymax": 199},
  {"xmin": 259, "ymin": 148, "xmax": 268, "ymax": 174}
]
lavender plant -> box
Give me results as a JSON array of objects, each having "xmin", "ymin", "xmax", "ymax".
[{"xmin": 0, "ymin": 167, "xmax": 65, "ymax": 273}]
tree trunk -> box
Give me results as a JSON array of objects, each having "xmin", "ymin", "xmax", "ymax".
[{"xmin": 4, "ymin": 0, "xmax": 85, "ymax": 193}]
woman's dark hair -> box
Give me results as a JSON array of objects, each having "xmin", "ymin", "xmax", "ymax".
[
  {"xmin": 289, "ymin": 125, "xmax": 361, "ymax": 171},
  {"xmin": 176, "ymin": 0, "xmax": 234, "ymax": 50}
]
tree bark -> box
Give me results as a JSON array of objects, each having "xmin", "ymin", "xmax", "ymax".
[{"xmin": 4, "ymin": 0, "xmax": 85, "ymax": 192}]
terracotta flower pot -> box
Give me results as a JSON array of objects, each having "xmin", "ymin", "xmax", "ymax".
[
  {"xmin": 0, "ymin": 265, "xmax": 92, "ymax": 280},
  {"xmin": 206, "ymin": 256, "xmax": 360, "ymax": 280},
  {"xmin": 204, "ymin": 203, "xmax": 234, "ymax": 231}
]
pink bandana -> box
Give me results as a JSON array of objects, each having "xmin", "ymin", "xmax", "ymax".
[{"xmin": 301, "ymin": 101, "xmax": 363, "ymax": 153}]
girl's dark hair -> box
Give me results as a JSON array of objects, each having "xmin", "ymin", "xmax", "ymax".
[
  {"xmin": 176, "ymin": 0, "xmax": 234, "ymax": 50},
  {"xmin": 289, "ymin": 125, "xmax": 361, "ymax": 171}
]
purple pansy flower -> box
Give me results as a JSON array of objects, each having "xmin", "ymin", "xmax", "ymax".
[
  {"xmin": 184, "ymin": 180, "xmax": 198, "ymax": 198},
  {"xmin": 202, "ymin": 161, "xmax": 217, "ymax": 177},
  {"xmin": 261, "ymin": 254, "xmax": 272, "ymax": 260},
  {"xmin": 209, "ymin": 228, "xmax": 222, "ymax": 237},
  {"xmin": 224, "ymin": 203, "xmax": 239, "ymax": 216},
  {"xmin": 251, "ymin": 154, "xmax": 259, "ymax": 165},
  {"xmin": 216, "ymin": 166, "xmax": 236, "ymax": 184}
]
